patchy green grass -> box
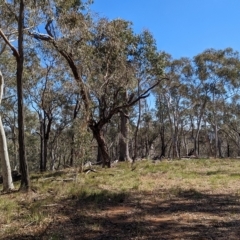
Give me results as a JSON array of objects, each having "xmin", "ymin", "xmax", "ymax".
[
  {"xmin": 0, "ymin": 198, "xmax": 18, "ymax": 224},
  {"xmin": 1, "ymin": 158, "xmax": 240, "ymax": 239}
]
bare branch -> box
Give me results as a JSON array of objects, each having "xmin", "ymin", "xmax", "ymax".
[
  {"xmin": 101, "ymin": 77, "xmax": 169, "ymax": 125},
  {"xmin": 28, "ymin": 29, "xmax": 91, "ymax": 121},
  {"xmin": 125, "ymin": 77, "xmax": 169, "ymax": 108},
  {"xmin": 4, "ymin": 1, "xmax": 18, "ymax": 22},
  {"xmin": 45, "ymin": 19, "xmax": 54, "ymax": 38},
  {"xmin": 0, "ymin": 43, "xmax": 6, "ymax": 55},
  {"xmin": 6, "ymin": 26, "xmax": 35, "ymax": 37},
  {"xmin": 2, "ymin": 95, "xmax": 15, "ymax": 101},
  {"xmin": 0, "ymin": 29, "xmax": 19, "ymax": 58},
  {"xmin": 28, "ymin": 31, "xmax": 53, "ymax": 41}
]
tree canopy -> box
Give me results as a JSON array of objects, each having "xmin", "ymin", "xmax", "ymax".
[{"xmin": 0, "ymin": 1, "xmax": 240, "ymax": 179}]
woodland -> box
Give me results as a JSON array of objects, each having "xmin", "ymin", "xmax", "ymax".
[
  {"xmin": 2, "ymin": 1, "xmax": 240, "ymax": 239},
  {"xmin": 1, "ymin": 0, "xmax": 240, "ymax": 192}
]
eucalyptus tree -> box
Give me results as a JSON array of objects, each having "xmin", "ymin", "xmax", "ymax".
[
  {"xmin": 173, "ymin": 57, "xmax": 210, "ymax": 157},
  {"xmin": 26, "ymin": 60, "xmax": 58, "ymax": 171},
  {"xmin": 0, "ymin": 43, "xmax": 19, "ymax": 168},
  {"xmin": 157, "ymin": 56, "xmax": 191, "ymax": 158},
  {"xmin": 128, "ymin": 32, "xmax": 164, "ymax": 160},
  {"xmin": 221, "ymin": 102, "xmax": 240, "ymax": 157},
  {"xmin": 1, "ymin": 98, "xmax": 18, "ymax": 168},
  {"xmin": 30, "ymin": 1, "xmax": 166, "ymax": 167},
  {"xmin": 154, "ymin": 92, "xmax": 172, "ymax": 158},
  {"xmin": 24, "ymin": 47, "xmax": 81, "ymax": 170},
  {"xmin": 119, "ymin": 30, "xmax": 164, "ymax": 161},
  {"xmin": 0, "ymin": 0, "xmax": 76, "ymax": 186},
  {"xmin": 139, "ymin": 106, "xmax": 159, "ymax": 158},
  {"xmin": 84, "ymin": 19, "xmax": 164, "ymax": 167},
  {"xmin": 0, "ymin": 0, "xmax": 32, "ymax": 190},
  {"xmin": 194, "ymin": 48, "xmax": 240, "ymax": 158},
  {"xmin": 0, "ymin": 69, "xmax": 14, "ymax": 191},
  {"xmin": 187, "ymin": 83, "xmax": 209, "ymax": 157}
]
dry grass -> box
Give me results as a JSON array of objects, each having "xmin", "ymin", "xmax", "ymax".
[{"xmin": 1, "ymin": 158, "xmax": 240, "ymax": 239}]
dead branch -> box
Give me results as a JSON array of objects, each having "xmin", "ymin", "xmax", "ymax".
[
  {"xmin": 0, "ymin": 28, "xmax": 19, "ymax": 58},
  {"xmin": 42, "ymin": 203, "xmax": 59, "ymax": 207},
  {"xmin": 83, "ymin": 168, "xmax": 97, "ymax": 174},
  {"xmin": 40, "ymin": 177, "xmax": 55, "ymax": 181}
]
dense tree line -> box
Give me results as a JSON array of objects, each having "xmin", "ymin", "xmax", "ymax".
[{"xmin": 0, "ymin": 1, "xmax": 240, "ymax": 191}]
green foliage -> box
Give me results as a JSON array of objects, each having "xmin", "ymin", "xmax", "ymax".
[{"xmin": 2, "ymin": 0, "xmax": 240, "ymax": 172}]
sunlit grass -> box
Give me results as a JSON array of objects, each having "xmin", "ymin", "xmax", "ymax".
[
  {"xmin": 0, "ymin": 198, "xmax": 18, "ymax": 224},
  {"xmin": 1, "ymin": 158, "xmax": 240, "ymax": 238}
]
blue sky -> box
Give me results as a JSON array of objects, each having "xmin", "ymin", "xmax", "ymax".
[{"xmin": 90, "ymin": 0, "xmax": 240, "ymax": 59}]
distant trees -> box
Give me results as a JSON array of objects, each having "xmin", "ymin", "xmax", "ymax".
[
  {"xmin": 152, "ymin": 48, "xmax": 240, "ymax": 159},
  {"xmin": 30, "ymin": 7, "xmax": 165, "ymax": 167},
  {"xmin": 1, "ymin": 0, "xmax": 240, "ymax": 183}
]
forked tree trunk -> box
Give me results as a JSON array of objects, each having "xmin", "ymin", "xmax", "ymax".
[{"xmin": 90, "ymin": 126, "xmax": 111, "ymax": 168}]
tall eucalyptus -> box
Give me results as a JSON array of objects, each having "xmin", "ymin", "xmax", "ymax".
[{"xmin": 0, "ymin": 0, "xmax": 30, "ymax": 190}]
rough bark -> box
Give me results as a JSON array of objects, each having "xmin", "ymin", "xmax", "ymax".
[
  {"xmin": 39, "ymin": 114, "xmax": 44, "ymax": 172},
  {"xmin": 43, "ymin": 111, "xmax": 52, "ymax": 171},
  {"xmin": 0, "ymin": 2, "xmax": 30, "ymax": 191},
  {"xmin": 90, "ymin": 124, "xmax": 111, "ymax": 168},
  {"xmin": 97, "ymin": 146, "xmax": 103, "ymax": 163},
  {"xmin": 17, "ymin": 0, "xmax": 30, "ymax": 190}
]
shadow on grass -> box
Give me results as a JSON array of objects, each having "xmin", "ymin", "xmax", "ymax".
[
  {"xmin": 205, "ymin": 170, "xmax": 227, "ymax": 176},
  {"xmin": 230, "ymin": 173, "xmax": 240, "ymax": 178},
  {"xmin": 43, "ymin": 170, "xmax": 67, "ymax": 178},
  {"xmin": 29, "ymin": 171, "xmax": 67, "ymax": 181},
  {"xmin": 75, "ymin": 189, "xmax": 126, "ymax": 206},
  {"xmin": 188, "ymin": 170, "xmax": 230, "ymax": 177},
  {"xmin": 3, "ymin": 187, "xmax": 240, "ymax": 240}
]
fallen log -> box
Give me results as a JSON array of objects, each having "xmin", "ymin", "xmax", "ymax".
[{"xmin": 0, "ymin": 170, "xmax": 21, "ymax": 184}]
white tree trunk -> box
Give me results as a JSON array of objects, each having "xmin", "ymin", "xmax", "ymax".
[{"xmin": 0, "ymin": 70, "xmax": 14, "ymax": 191}]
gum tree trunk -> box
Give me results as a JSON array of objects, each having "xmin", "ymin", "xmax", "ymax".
[
  {"xmin": 90, "ymin": 125, "xmax": 111, "ymax": 168},
  {"xmin": 0, "ymin": 71, "xmax": 14, "ymax": 191},
  {"xmin": 119, "ymin": 109, "xmax": 131, "ymax": 161},
  {"xmin": 17, "ymin": 0, "xmax": 30, "ymax": 190}
]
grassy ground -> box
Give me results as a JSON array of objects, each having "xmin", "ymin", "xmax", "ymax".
[{"xmin": 1, "ymin": 159, "xmax": 240, "ymax": 239}]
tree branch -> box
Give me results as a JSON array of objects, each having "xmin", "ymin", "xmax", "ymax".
[
  {"xmin": 28, "ymin": 29, "xmax": 91, "ymax": 120},
  {"xmin": 0, "ymin": 43, "xmax": 6, "ymax": 55},
  {"xmin": 122, "ymin": 77, "xmax": 169, "ymax": 108},
  {"xmin": 4, "ymin": 0, "xmax": 19, "ymax": 22},
  {"xmin": 0, "ymin": 29, "xmax": 19, "ymax": 58},
  {"xmin": 101, "ymin": 77, "xmax": 169, "ymax": 126},
  {"xmin": 45, "ymin": 19, "xmax": 54, "ymax": 38}
]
